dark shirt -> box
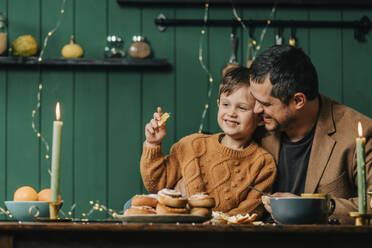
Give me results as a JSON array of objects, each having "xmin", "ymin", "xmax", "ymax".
[{"xmin": 273, "ymin": 127, "xmax": 315, "ymax": 195}]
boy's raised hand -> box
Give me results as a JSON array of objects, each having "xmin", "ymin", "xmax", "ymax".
[{"xmin": 145, "ymin": 107, "xmax": 167, "ymax": 146}]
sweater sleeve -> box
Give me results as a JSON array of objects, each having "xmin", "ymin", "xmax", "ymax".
[
  {"xmin": 140, "ymin": 142, "xmax": 183, "ymax": 193},
  {"xmin": 227, "ymin": 152, "xmax": 277, "ymax": 218}
]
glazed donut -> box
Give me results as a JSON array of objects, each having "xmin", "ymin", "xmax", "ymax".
[
  {"xmin": 132, "ymin": 194, "xmax": 158, "ymax": 208},
  {"xmin": 188, "ymin": 193, "xmax": 215, "ymax": 208},
  {"xmin": 157, "ymin": 189, "xmax": 187, "ymax": 208},
  {"xmin": 156, "ymin": 203, "xmax": 189, "ymax": 215},
  {"xmin": 190, "ymin": 207, "xmax": 212, "ymax": 218},
  {"xmin": 124, "ymin": 206, "xmax": 156, "ymax": 216}
]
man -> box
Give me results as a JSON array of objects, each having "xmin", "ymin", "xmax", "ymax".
[{"xmin": 249, "ymin": 45, "xmax": 372, "ymax": 224}]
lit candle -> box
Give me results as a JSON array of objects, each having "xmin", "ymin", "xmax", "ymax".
[
  {"xmin": 356, "ymin": 121, "xmax": 367, "ymax": 214},
  {"xmin": 51, "ymin": 102, "xmax": 63, "ymax": 203}
]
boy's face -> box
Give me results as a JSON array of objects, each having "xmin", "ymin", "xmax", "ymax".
[{"xmin": 217, "ymin": 85, "xmax": 257, "ymax": 141}]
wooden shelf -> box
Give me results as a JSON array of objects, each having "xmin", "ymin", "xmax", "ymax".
[
  {"xmin": 0, "ymin": 57, "xmax": 171, "ymax": 70},
  {"xmin": 117, "ymin": 0, "xmax": 372, "ymax": 8}
]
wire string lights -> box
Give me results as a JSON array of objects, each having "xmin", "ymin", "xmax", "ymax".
[
  {"xmin": 197, "ymin": 0, "xmax": 214, "ymax": 134},
  {"xmin": 197, "ymin": 1, "xmax": 277, "ymax": 133},
  {"xmin": 31, "ymin": 0, "xmax": 67, "ymax": 161},
  {"xmin": 231, "ymin": 3, "xmax": 277, "ymax": 66}
]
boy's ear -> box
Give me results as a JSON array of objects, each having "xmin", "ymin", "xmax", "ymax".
[{"xmin": 217, "ymin": 99, "xmax": 220, "ymax": 107}]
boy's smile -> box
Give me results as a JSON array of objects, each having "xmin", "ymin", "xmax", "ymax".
[{"xmin": 217, "ymin": 85, "xmax": 257, "ymax": 148}]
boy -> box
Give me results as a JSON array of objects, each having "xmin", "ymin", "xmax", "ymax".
[{"xmin": 141, "ymin": 67, "xmax": 276, "ymax": 217}]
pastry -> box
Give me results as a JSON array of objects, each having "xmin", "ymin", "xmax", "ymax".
[
  {"xmin": 131, "ymin": 194, "xmax": 158, "ymax": 208},
  {"xmin": 156, "ymin": 203, "xmax": 189, "ymax": 215},
  {"xmin": 124, "ymin": 206, "xmax": 156, "ymax": 216},
  {"xmin": 188, "ymin": 193, "xmax": 215, "ymax": 208},
  {"xmin": 157, "ymin": 188, "xmax": 187, "ymax": 208},
  {"xmin": 190, "ymin": 207, "xmax": 212, "ymax": 218},
  {"xmin": 158, "ymin": 112, "xmax": 170, "ymax": 126}
]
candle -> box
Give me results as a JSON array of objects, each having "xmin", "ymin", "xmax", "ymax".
[
  {"xmin": 356, "ymin": 121, "xmax": 367, "ymax": 214},
  {"xmin": 50, "ymin": 102, "xmax": 63, "ymax": 203}
]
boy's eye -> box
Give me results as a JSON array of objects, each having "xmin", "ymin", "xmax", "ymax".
[
  {"xmin": 222, "ymin": 103, "xmax": 229, "ymax": 107},
  {"xmin": 239, "ymin": 106, "xmax": 247, "ymax": 110}
]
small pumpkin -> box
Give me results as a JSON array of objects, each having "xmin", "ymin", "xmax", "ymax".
[
  {"xmin": 61, "ymin": 36, "xmax": 83, "ymax": 58},
  {"xmin": 10, "ymin": 35, "xmax": 38, "ymax": 57}
]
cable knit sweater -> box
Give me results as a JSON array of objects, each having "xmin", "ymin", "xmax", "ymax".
[{"xmin": 140, "ymin": 133, "xmax": 276, "ymax": 217}]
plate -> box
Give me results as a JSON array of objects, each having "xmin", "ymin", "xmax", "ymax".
[{"xmin": 116, "ymin": 214, "xmax": 210, "ymax": 223}]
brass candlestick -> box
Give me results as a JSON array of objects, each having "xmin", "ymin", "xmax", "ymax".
[{"xmin": 49, "ymin": 201, "xmax": 63, "ymax": 220}]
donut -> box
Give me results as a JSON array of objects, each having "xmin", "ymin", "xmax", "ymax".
[
  {"xmin": 190, "ymin": 207, "xmax": 212, "ymax": 218},
  {"xmin": 157, "ymin": 189, "xmax": 187, "ymax": 208},
  {"xmin": 132, "ymin": 194, "xmax": 158, "ymax": 208},
  {"xmin": 188, "ymin": 193, "xmax": 215, "ymax": 208},
  {"xmin": 124, "ymin": 206, "xmax": 156, "ymax": 216},
  {"xmin": 156, "ymin": 203, "xmax": 189, "ymax": 215}
]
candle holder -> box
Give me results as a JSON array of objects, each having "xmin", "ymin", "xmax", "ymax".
[
  {"xmin": 49, "ymin": 201, "xmax": 63, "ymax": 220},
  {"xmin": 349, "ymin": 212, "xmax": 372, "ymax": 226}
]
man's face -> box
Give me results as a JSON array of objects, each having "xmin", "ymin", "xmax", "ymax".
[{"xmin": 250, "ymin": 75, "xmax": 295, "ymax": 132}]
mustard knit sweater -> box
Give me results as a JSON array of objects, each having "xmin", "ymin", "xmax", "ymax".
[{"xmin": 140, "ymin": 133, "xmax": 276, "ymax": 217}]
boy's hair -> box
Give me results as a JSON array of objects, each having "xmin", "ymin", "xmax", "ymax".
[
  {"xmin": 250, "ymin": 45, "xmax": 319, "ymax": 105},
  {"xmin": 219, "ymin": 66, "xmax": 251, "ymax": 98}
]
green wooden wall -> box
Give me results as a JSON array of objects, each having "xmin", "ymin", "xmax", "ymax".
[{"xmin": 0, "ymin": 0, "xmax": 371, "ymax": 219}]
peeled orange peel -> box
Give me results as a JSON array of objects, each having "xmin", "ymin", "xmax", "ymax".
[{"xmin": 211, "ymin": 211, "xmax": 257, "ymax": 224}]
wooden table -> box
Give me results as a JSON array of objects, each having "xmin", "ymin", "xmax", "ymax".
[{"xmin": 0, "ymin": 221, "xmax": 371, "ymax": 248}]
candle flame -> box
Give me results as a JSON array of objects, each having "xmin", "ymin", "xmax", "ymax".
[
  {"xmin": 56, "ymin": 102, "xmax": 61, "ymax": 121},
  {"xmin": 358, "ymin": 121, "xmax": 363, "ymax": 137}
]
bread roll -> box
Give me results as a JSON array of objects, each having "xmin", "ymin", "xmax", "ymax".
[
  {"xmin": 190, "ymin": 207, "xmax": 212, "ymax": 218},
  {"xmin": 132, "ymin": 194, "xmax": 158, "ymax": 208},
  {"xmin": 156, "ymin": 203, "xmax": 189, "ymax": 215},
  {"xmin": 157, "ymin": 189, "xmax": 187, "ymax": 208},
  {"xmin": 124, "ymin": 206, "xmax": 156, "ymax": 216},
  {"xmin": 188, "ymin": 193, "xmax": 215, "ymax": 208}
]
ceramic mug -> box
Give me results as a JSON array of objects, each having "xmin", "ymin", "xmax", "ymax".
[
  {"xmin": 301, "ymin": 193, "xmax": 335, "ymax": 222},
  {"xmin": 270, "ymin": 194, "xmax": 335, "ymax": 224}
]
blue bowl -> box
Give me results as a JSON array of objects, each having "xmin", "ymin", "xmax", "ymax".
[
  {"xmin": 270, "ymin": 197, "xmax": 329, "ymax": 224},
  {"xmin": 5, "ymin": 201, "xmax": 49, "ymax": 221}
]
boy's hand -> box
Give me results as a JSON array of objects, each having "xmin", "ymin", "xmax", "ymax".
[{"xmin": 145, "ymin": 107, "xmax": 167, "ymax": 146}]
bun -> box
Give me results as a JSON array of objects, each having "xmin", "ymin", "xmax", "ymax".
[
  {"xmin": 156, "ymin": 203, "xmax": 189, "ymax": 215},
  {"xmin": 158, "ymin": 189, "xmax": 187, "ymax": 208},
  {"xmin": 124, "ymin": 206, "xmax": 156, "ymax": 216},
  {"xmin": 190, "ymin": 207, "xmax": 212, "ymax": 218},
  {"xmin": 132, "ymin": 194, "xmax": 158, "ymax": 208},
  {"xmin": 188, "ymin": 193, "xmax": 215, "ymax": 208}
]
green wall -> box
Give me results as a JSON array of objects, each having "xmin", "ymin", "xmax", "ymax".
[{"xmin": 0, "ymin": 0, "xmax": 371, "ymax": 218}]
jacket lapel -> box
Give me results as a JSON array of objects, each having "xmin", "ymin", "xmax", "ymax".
[
  {"xmin": 304, "ymin": 95, "xmax": 336, "ymax": 193},
  {"xmin": 261, "ymin": 131, "xmax": 281, "ymax": 164}
]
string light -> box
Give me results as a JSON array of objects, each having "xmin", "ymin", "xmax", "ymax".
[
  {"xmin": 38, "ymin": 0, "xmax": 67, "ymax": 61},
  {"xmin": 197, "ymin": 0, "xmax": 216, "ymax": 134},
  {"xmin": 196, "ymin": 2, "xmax": 277, "ymax": 133},
  {"xmin": 32, "ymin": 0, "xmax": 66, "ymax": 160},
  {"xmin": 231, "ymin": 3, "xmax": 277, "ymax": 63}
]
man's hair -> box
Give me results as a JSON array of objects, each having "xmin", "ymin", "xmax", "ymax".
[
  {"xmin": 250, "ymin": 45, "xmax": 319, "ymax": 104},
  {"xmin": 219, "ymin": 66, "xmax": 251, "ymax": 98}
]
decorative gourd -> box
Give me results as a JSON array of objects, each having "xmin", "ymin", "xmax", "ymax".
[
  {"xmin": 10, "ymin": 35, "xmax": 38, "ymax": 56},
  {"xmin": 61, "ymin": 36, "xmax": 83, "ymax": 58}
]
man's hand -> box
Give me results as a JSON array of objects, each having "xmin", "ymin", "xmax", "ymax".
[{"xmin": 262, "ymin": 192, "xmax": 299, "ymax": 214}]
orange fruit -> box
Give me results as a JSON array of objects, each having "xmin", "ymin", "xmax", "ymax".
[
  {"xmin": 13, "ymin": 186, "xmax": 38, "ymax": 201},
  {"xmin": 38, "ymin": 188, "xmax": 61, "ymax": 202}
]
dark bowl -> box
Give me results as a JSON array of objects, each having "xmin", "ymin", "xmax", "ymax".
[{"xmin": 270, "ymin": 197, "xmax": 329, "ymax": 224}]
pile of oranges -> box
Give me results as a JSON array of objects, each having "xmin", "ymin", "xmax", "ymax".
[{"xmin": 13, "ymin": 186, "xmax": 61, "ymax": 202}]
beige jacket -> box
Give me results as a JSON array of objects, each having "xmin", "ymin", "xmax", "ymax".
[{"xmin": 259, "ymin": 95, "xmax": 372, "ymax": 224}]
